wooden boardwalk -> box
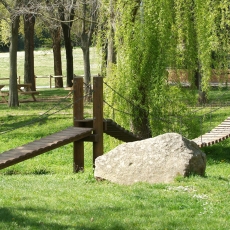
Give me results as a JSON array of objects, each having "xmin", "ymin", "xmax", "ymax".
[
  {"xmin": 0, "ymin": 127, "xmax": 93, "ymax": 170},
  {"xmin": 75, "ymin": 119, "xmax": 141, "ymax": 142},
  {"xmin": 192, "ymin": 117, "xmax": 230, "ymax": 147},
  {"xmin": 0, "ymin": 119, "xmax": 141, "ymax": 170},
  {"xmin": 0, "ymin": 77, "xmax": 142, "ymax": 171},
  {"xmin": 105, "ymin": 117, "xmax": 230, "ymax": 147},
  {"xmin": 2, "ymin": 115, "xmax": 230, "ymax": 171}
]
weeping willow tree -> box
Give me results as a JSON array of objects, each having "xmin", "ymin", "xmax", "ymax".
[{"xmin": 98, "ymin": 0, "xmax": 230, "ymax": 139}]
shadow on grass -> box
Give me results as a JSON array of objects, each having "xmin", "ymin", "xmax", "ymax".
[
  {"xmin": 0, "ymin": 116, "xmax": 72, "ymax": 139},
  {"xmin": 0, "ymin": 115, "xmax": 49, "ymax": 133},
  {"xmin": 202, "ymin": 139, "xmax": 230, "ymax": 164},
  {"xmin": 0, "ymin": 207, "xmax": 127, "ymax": 230},
  {"xmin": 2, "ymin": 168, "xmax": 52, "ymax": 175},
  {"xmin": 0, "ymin": 207, "xmax": 75, "ymax": 230}
]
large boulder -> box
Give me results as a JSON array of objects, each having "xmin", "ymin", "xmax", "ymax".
[{"xmin": 94, "ymin": 133, "xmax": 206, "ymax": 185}]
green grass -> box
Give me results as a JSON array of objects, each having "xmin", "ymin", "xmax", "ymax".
[
  {"xmin": 0, "ymin": 88, "xmax": 230, "ymax": 229},
  {"xmin": 0, "ymin": 47, "xmax": 101, "ymax": 87}
]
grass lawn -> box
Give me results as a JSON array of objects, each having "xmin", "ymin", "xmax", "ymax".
[
  {"xmin": 0, "ymin": 47, "xmax": 101, "ymax": 87},
  {"xmin": 0, "ymin": 88, "xmax": 230, "ymax": 229}
]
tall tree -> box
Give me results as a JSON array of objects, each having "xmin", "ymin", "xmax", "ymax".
[
  {"xmin": 46, "ymin": 0, "xmax": 63, "ymax": 88},
  {"xmin": 11, "ymin": 0, "xmax": 64, "ymax": 88},
  {"xmin": 76, "ymin": 0, "xmax": 98, "ymax": 98},
  {"xmin": 106, "ymin": 0, "xmax": 116, "ymax": 71},
  {"xmin": 0, "ymin": 0, "xmax": 21, "ymax": 107},
  {"xmin": 0, "ymin": 5, "xmax": 10, "ymax": 48},
  {"xmin": 99, "ymin": 0, "xmax": 230, "ymax": 139},
  {"xmin": 9, "ymin": 10, "xmax": 20, "ymax": 106},
  {"xmin": 58, "ymin": 0, "xmax": 76, "ymax": 87},
  {"xmin": 97, "ymin": 0, "xmax": 116, "ymax": 76},
  {"xmin": 51, "ymin": 26, "xmax": 63, "ymax": 87},
  {"xmin": 23, "ymin": 1, "xmax": 36, "ymax": 90}
]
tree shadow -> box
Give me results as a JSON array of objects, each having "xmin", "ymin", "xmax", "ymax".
[
  {"xmin": 0, "ymin": 207, "xmax": 80, "ymax": 229},
  {"xmin": 0, "ymin": 206, "xmax": 128, "ymax": 230},
  {"xmin": 202, "ymin": 141, "xmax": 230, "ymax": 165},
  {"xmin": 0, "ymin": 115, "xmax": 49, "ymax": 134}
]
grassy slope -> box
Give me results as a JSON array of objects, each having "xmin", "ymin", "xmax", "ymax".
[
  {"xmin": 0, "ymin": 48, "xmax": 230, "ymax": 229},
  {"xmin": 0, "ymin": 89, "xmax": 230, "ymax": 229},
  {"xmin": 0, "ymin": 48, "xmax": 100, "ymax": 87}
]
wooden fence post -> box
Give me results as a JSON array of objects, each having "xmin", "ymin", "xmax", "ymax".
[
  {"xmin": 73, "ymin": 77, "xmax": 84, "ymax": 172},
  {"xmin": 93, "ymin": 76, "xmax": 103, "ymax": 165}
]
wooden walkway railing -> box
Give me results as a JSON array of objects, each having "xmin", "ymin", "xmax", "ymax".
[
  {"xmin": 0, "ymin": 77, "xmax": 141, "ymax": 172},
  {"xmin": 192, "ymin": 117, "xmax": 230, "ymax": 147}
]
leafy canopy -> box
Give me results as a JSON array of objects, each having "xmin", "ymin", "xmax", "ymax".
[{"xmin": 99, "ymin": 0, "xmax": 230, "ymax": 139}]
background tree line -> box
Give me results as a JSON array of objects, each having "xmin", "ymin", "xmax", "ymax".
[
  {"xmin": 0, "ymin": 28, "xmax": 78, "ymax": 52},
  {"xmin": 0, "ymin": 0, "xmax": 98, "ymax": 106}
]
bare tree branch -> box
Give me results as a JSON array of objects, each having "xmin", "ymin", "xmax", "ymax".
[
  {"xmin": 5, "ymin": 1, "xmax": 97, "ymax": 24},
  {"xmin": 0, "ymin": 0, "xmax": 11, "ymax": 12}
]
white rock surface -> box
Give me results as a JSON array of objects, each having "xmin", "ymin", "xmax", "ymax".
[{"xmin": 94, "ymin": 133, "xmax": 206, "ymax": 185}]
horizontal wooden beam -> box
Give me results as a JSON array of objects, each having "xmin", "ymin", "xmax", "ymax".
[{"xmin": 82, "ymin": 134, "xmax": 99, "ymax": 142}]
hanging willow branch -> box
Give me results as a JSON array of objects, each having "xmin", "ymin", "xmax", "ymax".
[{"xmin": 99, "ymin": 0, "xmax": 230, "ymax": 138}]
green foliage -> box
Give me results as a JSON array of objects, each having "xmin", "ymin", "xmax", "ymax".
[
  {"xmin": 0, "ymin": 2, "xmax": 11, "ymax": 47},
  {"xmin": 102, "ymin": 0, "xmax": 192, "ymax": 137},
  {"xmin": 0, "ymin": 19, "xmax": 10, "ymax": 45},
  {"xmin": 99, "ymin": 0, "xmax": 230, "ymax": 138},
  {"xmin": 34, "ymin": 24, "xmax": 53, "ymax": 49},
  {"xmin": 149, "ymin": 85, "xmax": 199, "ymax": 138}
]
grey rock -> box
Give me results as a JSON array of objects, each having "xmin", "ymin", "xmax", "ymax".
[{"xmin": 94, "ymin": 133, "xmax": 206, "ymax": 185}]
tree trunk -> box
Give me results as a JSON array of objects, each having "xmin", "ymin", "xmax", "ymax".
[
  {"xmin": 82, "ymin": 47, "xmax": 91, "ymax": 84},
  {"xmin": 8, "ymin": 16, "xmax": 20, "ymax": 107},
  {"xmin": 80, "ymin": 0, "xmax": 98, "ymax": 100},
  {"xmin": 24, "ymin": 14, "xmax": 36, "ymax": 91},
  {"xmin": 82, "ymin": 46, "xmax": 92, "ymax": 100},
  {"xmin": 131, "ymin": 109, "xmax": 152, "ymax": 139},
  {"xmin": 59, "ymin": 1, "xmax": 76, "ymax": 88},
  {"xmin": 131, "ymin": 85, "xmax": 152, "ymax": 139},
  {"xmin": 198, "ymin": 91, "xmax": 207, "ymax": 104},
  {"xmin": 98, "ymin": 0, "xmax": 116, "ymax": 76},
  {"xmin": 195, "ymin": 62, "xmax": 207, "ymax": 104},
  {"xmin": 107, "ymin": 0, "xmax": 116, "ymax": 75},
  {"xmin": 100, "ymin": 39, "xmax": 108, "ymax": 76},
  {"xmin": 107, "ymin": 33, "xmax": 116, "ymax": 64},
  {"xmin": 81, "ymin": 29, "xmax": 92, "ymax": 100},
  {"xmin": 61, "ymin": 23, "xmax": 73, "ymax": 87},
  {"xmin": 106, "ymin": 27, "xmax": 116, "ymax": 76},
  {"xmin": 52, "ymin": 27, "xmax": 63, "ymax": 88}
]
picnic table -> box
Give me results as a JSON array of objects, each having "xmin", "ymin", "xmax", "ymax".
[
  {"xmin": 0, "ymin": 84, "xmax": 39, "ymax": 103},
  {"xmin": 17, "ymin": 83, "xmax": 39, "ymax": 101}
]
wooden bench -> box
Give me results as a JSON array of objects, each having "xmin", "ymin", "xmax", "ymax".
[
  {"xmin": 18, "ymin": 91, "xmax": 39, "ymax": 101},
  {"xmin": 0, "ymin": 84, "xmax": 39, "ymax": 103},
  {"xmin": 17, "ymin": 84, "xmax": 39, "ymax": 102}
]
